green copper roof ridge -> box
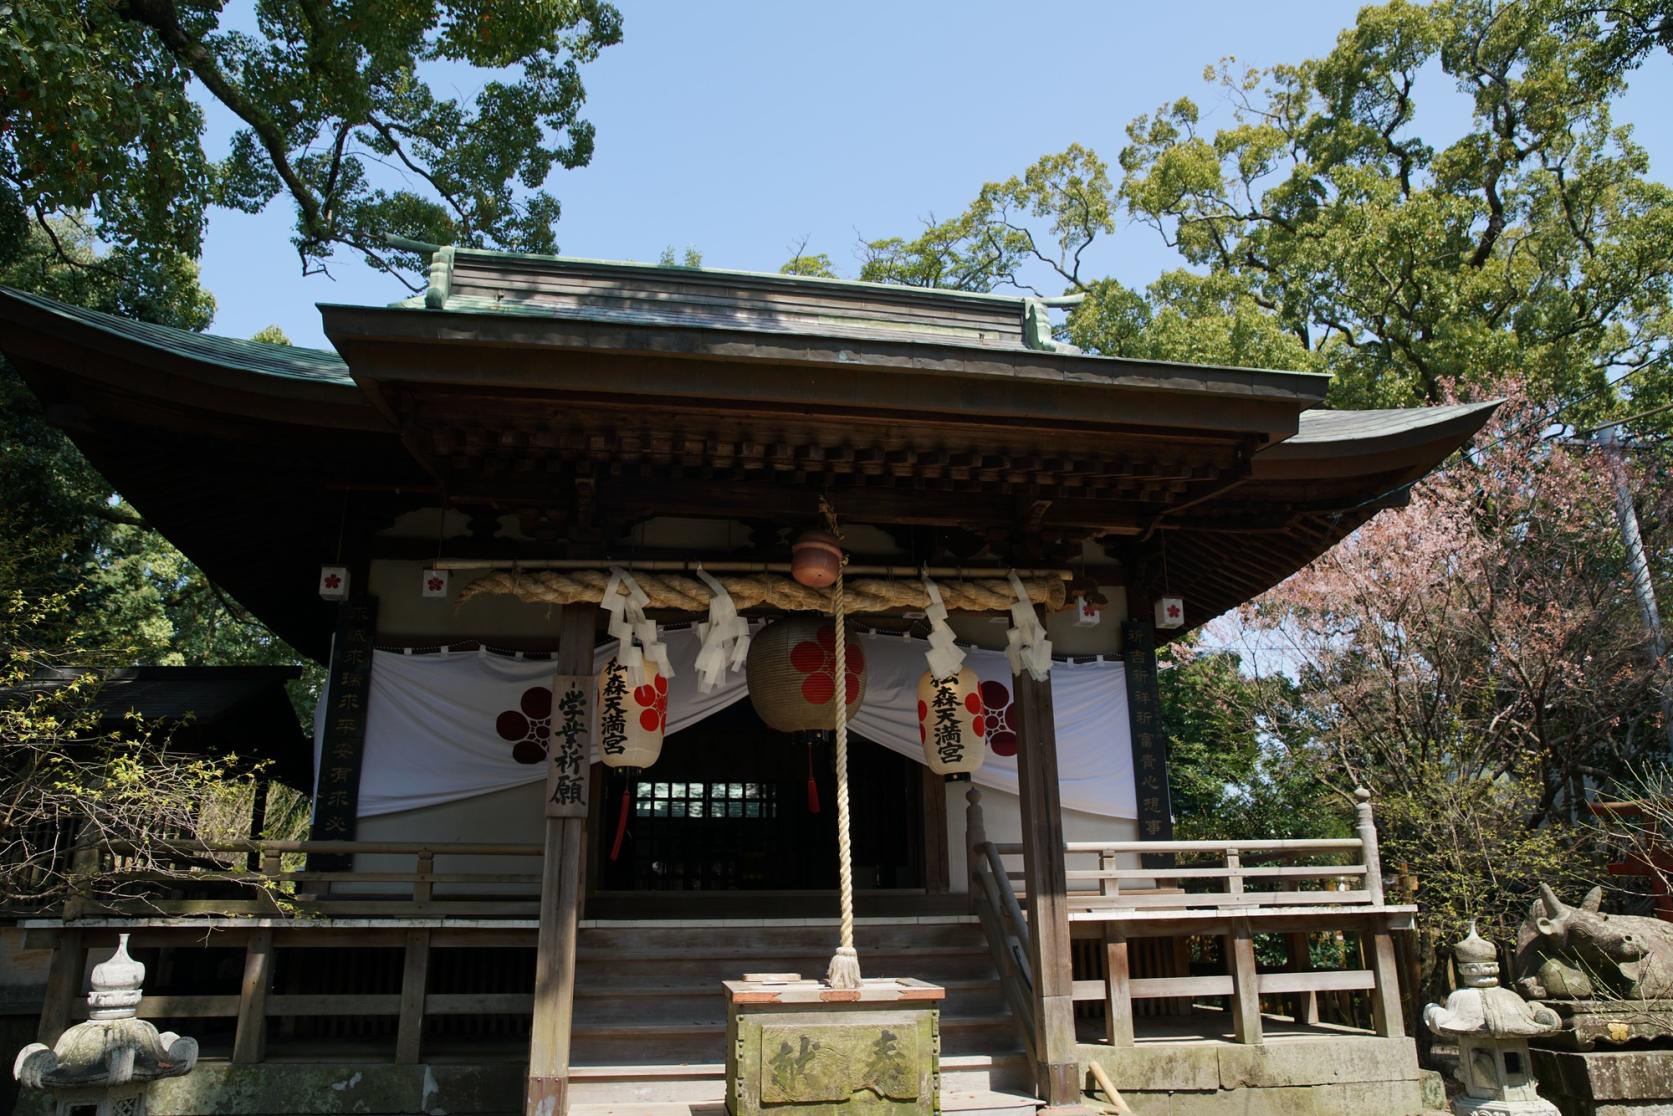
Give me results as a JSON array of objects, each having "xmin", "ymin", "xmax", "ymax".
[
  {"xmin": 327, "ymin": 296, "xmax": 1334, "ymax": 389},
  {"xmin": 437, "ymin": 245, "xmax": 1045, "ymax": 306}
]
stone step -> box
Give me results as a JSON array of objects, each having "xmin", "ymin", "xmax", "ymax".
[
  {"xmin": 567, "ymin": 1089, "xmax": 1042, "ymax": 1116},
  {"xmin": 567, "ymin": 1053, "xmax": 1035, "ymax": 1106},
  {"xmin": 566, "ymin": 917, "xmax": 1027, "ymax": 1106},
  {"xmin": 572, "ymin": 978, "xmax": 1007, "ymax": 1026}
]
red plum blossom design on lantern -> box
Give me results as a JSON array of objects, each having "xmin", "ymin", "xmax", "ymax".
[
  {"xmin": 634, "ymin": 674, "xmax": 669, "ymax": 732},
  {"xmin": 977, "ymin": 680, "xmax": 1018, "ymax": 757},
  {"xmin": 426, "ymin": 574, "xmax": 446, "ymax": 593},
  {"xmin": 497, "ymin": 686, "xmax": 553, "ymax": 765},
  {"xmin": 789, "ymin": 624, "xmax": 863, "ymax": 706},
  {"xmin": 322, "ymin": 573, "xmax": 342, "ymax": 590}
]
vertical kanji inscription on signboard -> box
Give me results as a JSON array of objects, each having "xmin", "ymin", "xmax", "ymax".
[
  {"xmin": 1122, "ymin": 619, "xmax": 1175, "ymax": 867},
  {"xmin": 546, "ymin": 674, "xmax": 593, "ymax": 818},
  {"xmin": 309, "ymin": 594, "xmax": 378, "ymax": 867}
]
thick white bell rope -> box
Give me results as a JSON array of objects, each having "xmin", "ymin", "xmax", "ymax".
[
  {"xmin": 826, "ymin": 560, "xmax": 862, "ymax": 990},
  {"xmin": 1005, "ymin": 571, "xmax": 1053, "ymax": 681},
  {"xmin": 692, "ymin": 567, "xmax": 750, "ymax": 693},
  {"xmin": 920, "ymin": 572, "xmax": 966, "ymax": 681},
  {"xmin": 602, "ymin": 567, "xmax": 672, "ymax": 686}
]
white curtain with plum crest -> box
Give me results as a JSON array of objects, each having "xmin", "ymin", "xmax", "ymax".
[{"xmin": 316, "ymin": 627, "xmax": 1136, "ymax": 819}]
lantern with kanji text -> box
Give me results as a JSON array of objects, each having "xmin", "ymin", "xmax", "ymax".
[
  {"xmin": 596, "ymin": 656, "xmax": 667, "ymax": 772},
  {"xmin": 916, "ymin": 666, "xmax": 984, "ymax": 780}
]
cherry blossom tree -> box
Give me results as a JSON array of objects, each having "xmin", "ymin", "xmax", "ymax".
[{"xmin": 1225, "ymin": 389, "xmax": 1670, "ymax": 1011}]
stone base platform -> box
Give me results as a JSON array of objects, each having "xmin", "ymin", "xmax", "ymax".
[
  {"xmin": 1079, "ymin": 1024, "xmax": 1428, "ymax": 1115},
  {"xmin": 1531, "ymin": 1048, "xmax": 1673, "ymax": 1116}
]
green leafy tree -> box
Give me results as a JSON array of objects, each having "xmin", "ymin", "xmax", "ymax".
[
  {"xmin": 1, "ymin": 0, "xmax": 623, "ymax": 286},
  {"xmin": 1160, "ymin": 641, "xmax": 1341, "ymax": 843},
  {"xmin": 779, "ymin": 249, "xmax": 838, "ymax": 279},
  {"xmin": 249, "ymin": 324, "xmax": 292, "ymax": 346},
  {"xmin": 658, "ymin": 245, "xmax": 703, "ymax": 268},
  {"xmin": 854, "ymin": 1, "xmax": 1672, "ymax": 424}
]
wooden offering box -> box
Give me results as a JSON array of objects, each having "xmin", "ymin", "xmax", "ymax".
[{"xmin": 723, "ymin": 976, "xmax": 945, "ymax": 1115}]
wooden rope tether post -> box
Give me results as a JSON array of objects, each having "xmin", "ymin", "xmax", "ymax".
[{"xmin": 822, "ymin": 497, "xmax": 862, "ymax": 990}]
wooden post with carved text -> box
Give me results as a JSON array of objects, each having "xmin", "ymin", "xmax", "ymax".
[
  {"xmin": 526, "ymin": 602, "xmax": 596, "ymax": 1116},
  {"xmin": 1011, "ymin": 669, "xmax": 1081, "ymax": 1110}
]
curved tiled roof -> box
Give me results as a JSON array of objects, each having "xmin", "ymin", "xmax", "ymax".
[{"xmin": 0, "ymin": 286, "xmax": 351, "ymax": 385}]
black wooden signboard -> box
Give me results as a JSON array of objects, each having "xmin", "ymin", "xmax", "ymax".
[
  {"xmin": 1122, "ymin": 619, "xmax": 1175, "ymax": 868},
  {"xmin": 308, "ymin": 594, "xmax": 378, "ymax": 869}
]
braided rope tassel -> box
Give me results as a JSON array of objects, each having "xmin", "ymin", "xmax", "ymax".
[{"xmin": 825, "ymin": 560, "xmax": 862, "ymax": 990}]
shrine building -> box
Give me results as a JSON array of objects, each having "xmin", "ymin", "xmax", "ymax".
[{"xmin": 0, "ymin": 252, "xmax": 1495, "ymax": 1115}]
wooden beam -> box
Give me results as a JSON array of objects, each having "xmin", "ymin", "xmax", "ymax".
[
  {"xmin": 526, "ymin": 602, "xmax": 597, "ymax": 1116},
  {"xmin": 233, "ymin": 928, "xmax": 274, "ymax": 1063},
  {"xmin": 1011, "ymin": 670, "xmax": 1081, "ymax": 1109}
]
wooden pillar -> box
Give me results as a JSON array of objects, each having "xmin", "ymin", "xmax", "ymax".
[
  {"xmin": 1102, "ymin": 926, "xmax": 1133, "ymax": 1046},
  {"xmin": 1226, "ymin": 918, "xmax": 1263, "ymax": 1045},
  {"xmin": 921, "ymin": 769, "xmax": 951, "ymax": 894},
  {"xmin": 1285, "ymin": 932, "xmax": 1319, "ymax": 1026},
  {"xmin": 1368, "ymin": 927, "xmax": 1405, "ymax": 1038},
  {"xmin": 1011, "ymin": 670, "xmax": 1082, "ymax": 1109},
  {"xmin": 396, "ymin": 929, "xmax": 431, "ymax": 1064},
  {"xmin": 526, "ymin": 602, "xmax": 597, "ymax": 1116},
  {"xmin": 36, "ymin": 929, "xmax": 85, "ymax": 1046},
  {"xmin": 233, "ymin": 929, "xmax": 275, "ymax": 1063}
]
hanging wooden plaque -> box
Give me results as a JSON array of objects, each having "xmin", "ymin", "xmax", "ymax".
[{"xmin": 546, "ymin": 673, "xmax": 593, "ymax": 818}]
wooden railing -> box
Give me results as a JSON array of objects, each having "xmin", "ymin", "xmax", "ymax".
[
  {"xmin": 32, "ymin": 920, "xmax": 541, "ymax": 1063},
  {"xmin": 970, "ymin": 787, "xmax": 1415, "ymax": 1048},
  {"xmin": 963, "ymin": 786, "xmax": 1038, "ymax": 1065},
  {"xmin": 51, "ymin": 839, "xmax": 545, "ymax": 919}
]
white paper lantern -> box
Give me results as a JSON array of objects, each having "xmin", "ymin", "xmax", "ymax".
[
  {"xmin": 1155, "ymin": 596, "xmax": 1185, "ymax": 630},
  {"xmin": 597, "ymin": 656, "xmax": 666, "ymax": 771},
  {"xmin": 916, "ymin": 666, "xmax": 985, "ymax": 779}
]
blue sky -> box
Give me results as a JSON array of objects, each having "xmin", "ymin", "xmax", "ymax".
[{"xmin": 194, "ymin": 1, "xmax": 1673, "ymax": 350}]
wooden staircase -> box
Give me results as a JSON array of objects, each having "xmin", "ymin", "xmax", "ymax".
[{"xmin": 566, "ymin": 918, "xmax": 1039, "ymax": 1114}]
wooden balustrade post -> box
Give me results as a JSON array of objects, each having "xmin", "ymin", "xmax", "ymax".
[
  {"xmin": 526, "ymin": 602, "xmax": 597, "ymax": 1116},
  {"xmin": 1355, "ymin": 788, "xmax": 1385, "ymax": 906},
  {"xmin": 966, "ymin": 785, "xmax": 987, "ymax": 900},
  {"xmin": 1011, "ymin": 669, "xmax": 1082, "ymax": 1110},
  {"xmin": 414, "ymin": 851, "xmax": 435, "ymax": 906},
  {"xmin": 1354, "ymin": 787, "xmax": 1405, "ymax": 1037}
]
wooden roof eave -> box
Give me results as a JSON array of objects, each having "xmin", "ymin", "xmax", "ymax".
[
  {"xmin": 0, "ymin": 288, "xmax": 385, "ymax": 433},
  {"xmin": 317, "ymin": 304, "xmax": 1330, "ymax": 443}
]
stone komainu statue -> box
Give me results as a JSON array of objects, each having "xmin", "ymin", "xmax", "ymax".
[{"xmin": 1516, "ymin": 883, "xmax": 1673, "ymax": 1001}]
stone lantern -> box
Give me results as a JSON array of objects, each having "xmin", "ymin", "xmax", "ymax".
[
  {"xmin": 13, "ymin": 934, "xmax": 198, "ymax": 1116},
  {"xmin": 1423, "ymin": 924, "xmax": 1562, "ymax": 1115}
]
